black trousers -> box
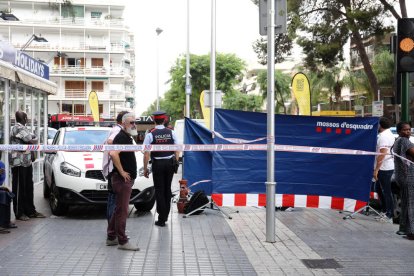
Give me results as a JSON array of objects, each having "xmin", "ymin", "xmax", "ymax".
[
  {"xmin": 0, "ymin": 190, "xmax": 12, "ymax": 227},
  {"xmin": 152, "ymin": 158, "xmax": 175, "ymax": 222},
  {"xmin": 11, "ymin": 166, "xmax": 36, "ymax": 218}
]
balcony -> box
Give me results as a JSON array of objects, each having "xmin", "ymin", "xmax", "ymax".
[
  {"xmin": 0, "ymin": 16, "xmax": 126, "ymax": 29},
  {"xmin": 12, "ymin": 42, "xmax": 126, "ymax": 53},
  {"xmin": 51, "ymin": 66, "xmax": 107, "ymax": 75},
  {"xmin": 63, "ymin": 89, "xmax": 126, "ymax": 100},
  {"xmin": 50, "ymin": 66, "xmax": 128, "ymax": 77}
]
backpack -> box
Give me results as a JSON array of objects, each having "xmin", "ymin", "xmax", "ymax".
[{"xmin": 184, "ymin": 190, "xmax": 209, "ymax": 215}]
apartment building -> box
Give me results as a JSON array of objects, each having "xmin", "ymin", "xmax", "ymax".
[{"xmin": 0, "ymin": 0, "xmax": 135, "ymax": 120}]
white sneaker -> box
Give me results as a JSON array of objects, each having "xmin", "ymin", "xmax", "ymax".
[
  {"xmin": 118, "ymin": 242, "xmax": 140, "ymax": 251},
  {"xmin": 106, "ymin": 237, "xmax": 118, "ymax": 246}
]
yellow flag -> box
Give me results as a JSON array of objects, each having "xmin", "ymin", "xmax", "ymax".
[
  {"xmin": 88, "ymin": 91, "xmax": 100, "ymax": 122},
  {"xmin": 291, "ymin": 72, "xmax": 311, "ymax": 115},
  {"xmin": 200, "ymin": 90, "xmax": 211, "ymax": 129}
]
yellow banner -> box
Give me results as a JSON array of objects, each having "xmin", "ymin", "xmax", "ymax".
[
  {"xmin": 200, "ymin": 90, "xmax": 211, "ymax": 129},
  {"xmin": 291, "ymin": 72, "xmax": 311, "ymax": 115},
  {"xmin": 88, "ymin": 91, "xmax": 100, "ymax": 122}
]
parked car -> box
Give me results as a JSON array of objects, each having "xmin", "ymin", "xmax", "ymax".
[
  {"xmin": 43, "ymin": 126, "xmax": 155, "ymax": 216},
  {"xmin": 37, "ymin": 127, "xmax": 57, "ymax": 145}
]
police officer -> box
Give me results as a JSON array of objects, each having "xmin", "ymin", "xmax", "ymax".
[{"xmin": 143, "ymin": 111, "xmax": 179, "ymax": 227}]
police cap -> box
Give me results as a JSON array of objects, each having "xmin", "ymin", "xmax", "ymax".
[{"xmin": 152, "ymin": 110, "xmax": 166, "ymax": 120}]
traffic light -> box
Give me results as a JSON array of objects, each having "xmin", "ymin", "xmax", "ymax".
[{"xmin": 397, "ymin": 18, "xmax": 414, "ymax": 72}]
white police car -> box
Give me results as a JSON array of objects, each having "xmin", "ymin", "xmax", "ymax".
[{"xmin": 43, "ymin": 126, "xmax": 155, "ymax": 216}]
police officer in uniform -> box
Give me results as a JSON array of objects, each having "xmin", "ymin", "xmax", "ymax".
[{"xmin": 143, "ymin": 111, "xmax": 179, "ymax": 227}]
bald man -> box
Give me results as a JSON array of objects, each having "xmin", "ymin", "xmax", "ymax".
[{"xmin": 10, "ymin": 111, "xmax": 45, "ymax": 221}]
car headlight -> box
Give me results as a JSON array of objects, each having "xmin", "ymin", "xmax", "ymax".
[{"xmin": 60, "ymin": 162, "xmax": 81, "ymax": 177}]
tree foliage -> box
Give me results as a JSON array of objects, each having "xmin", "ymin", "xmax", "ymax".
[
  {"xmin": 144, "ymin": 53, "xmax": 263, "ymax": 121},
  {"xmin": 252, "ymin": 0, "xmax": 407, "ymax": 99},
  {"xmin": 256, "ymin": 70, "xmax": 291, "ymax": 114}
]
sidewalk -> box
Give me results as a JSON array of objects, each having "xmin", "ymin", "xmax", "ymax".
[{"xmin": 1, "ymin": 174, "xmax": 414, "ymax": 275}]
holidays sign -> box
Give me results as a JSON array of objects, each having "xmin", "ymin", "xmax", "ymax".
[{"xmin": 0, "ymin": 41, "xmax": 49, "ymax": 80}]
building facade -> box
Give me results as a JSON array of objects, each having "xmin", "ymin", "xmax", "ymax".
[{"xmin": 0, "ymin": 0, "xmax": 135, "ymax": 121}]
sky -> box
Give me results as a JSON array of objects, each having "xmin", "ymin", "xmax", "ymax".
[
  {"xmin": 125, "ymin": 0, "xmax": 261, "ymax": 115},
  {"xmin": 125, "ymin": 0, "xmax": 414, "ymax": 115}
]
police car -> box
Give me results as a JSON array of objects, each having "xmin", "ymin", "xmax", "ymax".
[{"xmin": 43, "ymin": 126, "xmax": 155, "ymax": 216}]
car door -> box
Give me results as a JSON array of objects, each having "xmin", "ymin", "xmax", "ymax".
[{"xmin": 44, "ymin": 129, "xmax": 62, "ymax": 186}]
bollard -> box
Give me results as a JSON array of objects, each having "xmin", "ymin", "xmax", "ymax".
[{"xmin": 177, "ymin": 179, "xmax": 189, "ymax": 213}]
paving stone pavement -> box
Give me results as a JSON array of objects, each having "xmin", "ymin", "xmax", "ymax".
[{"xmin": 1, "ymin": 172, "xmax": 414, "ymax": 275}]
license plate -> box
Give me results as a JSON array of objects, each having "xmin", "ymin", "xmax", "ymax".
[{"xmin": 97, "ymin": 183, "xmax": 108, "ymax": 190}]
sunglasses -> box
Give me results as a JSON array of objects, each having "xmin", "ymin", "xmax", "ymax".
[{"xmin": 129, "ymin": 121, "xmax": 136, "ymax": 125}]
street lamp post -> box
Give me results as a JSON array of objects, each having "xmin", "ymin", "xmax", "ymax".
[
  {"xmin": 185, "ymin": 0, "xmax": 191, "ymax": 118},
  {"xmin": 156, "ymin": 27, "xmax": 163, "ymax": 111},
  {"xmin": 210, "ymin": 0, "xmax": 216, "ymax": 132},
  {"xmin": 21, "ymin": 34, "xmax": 48, "ymax": 51}
]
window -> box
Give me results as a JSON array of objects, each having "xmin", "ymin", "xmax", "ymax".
[
  {"xmin": 99, "ymin": 104, "xmax": 103, "ymax": 114},
  {"xmin": 91, "ymin": 58, "xmax": 104, "ymax": 67},
  {"xmin": 74, "ymin": 104, "xmax": 85, "ymax": 114},
  {"xmin": 91, "ymin": 11, "xmax": 102, "ymax": 19},
  {"xmin": 62, "ymin": 5, "xmax": 84, "ymax": 18},
  {"xmin": 67, "ymin": 58, "xmax": 76, "ymax": 66},
  {"xmin": 63, "ymin": 129, "xmax": 110, "ymax": 145},
  {"xmin": 65, "ymin": 81, "xmax": 86, "ymax": 97},
  {"xmin": 54, "ymin": 56, "xmax": 65, "ymax": 66},
  {"xmin": 91, "ymin": 81, "xmax": 104, "ymax": 92},
  {"xmin": 65, "ymin": 81, "xmax": 85, "ymax": 90},
  {"xmin": 62, "ymin": 103, "xmax": 72, "ymax": 113}
]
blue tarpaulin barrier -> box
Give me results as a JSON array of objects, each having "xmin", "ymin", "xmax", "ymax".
[{"xmin": 183, "ymin": 109, "xmax": 379, "ymax": 210}]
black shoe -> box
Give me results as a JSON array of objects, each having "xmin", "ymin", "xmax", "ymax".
[
  {"xmin": 28, "ymin": 211, "xmax": 46, "ymax": 218},
  {"xmin": 155, "ymin": 220, "xmax": 166, "ymax": 227},
  {"xmin": 403, "ymin": 234, "xmax": 414, "ymax": 240},
  {"xmin": 4, "ymin": 223, "xmax": 17, "ymax": 229},
  {"xmin": 0, "ymin": 227, "xmax": 10, "ymax": 234},
  {"xmin": 16, "ymin": 215, "xmax": 30, "ymax": 221},
  {"xmin": 396, "ymin": 230, "xmax": 407, "ymax": 235}
]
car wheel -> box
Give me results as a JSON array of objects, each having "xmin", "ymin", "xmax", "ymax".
[
  {"xmin": 392, "ymin": 192, "xmax": 401, "ymax": 224},
  {"xmin": 134, "ymin": 197, "xmax": 155, "ymax": 212},
  {"xmin": 49, "ymin": 179, "xmax": 68, "ymax": 216},
  {"xmin": 43, "ymin": 176, "xmax": 50, "ymax": 199}
]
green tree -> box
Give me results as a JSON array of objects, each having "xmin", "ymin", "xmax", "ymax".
[
  {"xmin": 256, "ymin": 70, "xmax": 291, "ymax": 114},
  {"xmin": 372, "ymin": 50, "xmax": 394, "ymax": 87},
  {"xmin": 145, "ymin": 53, "xmax": 263, "ymax": 121},
  {"xmin": 252, "ymin": 0, "xmax": 408, "ymax": 100}
]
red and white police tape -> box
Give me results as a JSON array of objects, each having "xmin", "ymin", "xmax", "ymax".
[{"xmin": 0, "ymin": 143, "xmax": 389, "ymax": 157}]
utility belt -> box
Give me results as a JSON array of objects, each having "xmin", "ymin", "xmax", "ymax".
[{"xmin": 152, "ymin": 157, "xmax": 179, "ymax": 174}]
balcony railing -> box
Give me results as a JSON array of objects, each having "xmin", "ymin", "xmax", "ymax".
[
  {"xmin": 50, "ymin": 66, "xmax": 129, "ymax": 76},
  {"xmin": 51, "ymin": 66, "xmax": 107, "ymax": 75},
  {"xmin": 1, "ymin": 16, "xmax": 125, "ymax": 28},
  {"xmin": 63, "ymin": 89, "xmax": 125, "ymax": 100},
  {"xmin": 12, "ymin": 42, "xmax": 127, "ymax": 53}
]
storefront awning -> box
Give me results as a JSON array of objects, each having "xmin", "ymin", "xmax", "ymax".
[{"xmin": 0, "ymin": 60, "xmax": 57, "ymax": 95}]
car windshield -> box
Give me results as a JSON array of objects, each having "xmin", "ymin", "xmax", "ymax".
[
  {"xmin": 63, "ymin": 130, "xmax": 110, "ymax": 145},
  {"xmin": 48, "ymin": 129, "xmax": 57, "ymax": 139}
]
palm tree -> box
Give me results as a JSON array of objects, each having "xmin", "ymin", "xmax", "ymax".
[{"xmin": 257, "ymin": 70, "xmax": 291, "ymax": 114}]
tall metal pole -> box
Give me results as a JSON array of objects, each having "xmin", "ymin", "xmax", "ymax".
[
  {"xmin": 402, "ymin": 72, "xmax": 409, "ymax": 122},
  {"xmin": 156, "ymin": 27, "xmax": 163, "ymax": 110},
  {"xmin": 185, "ymin": 0, "xmax": 191, "ymax": 118},
  {"xmin": 210, "ymin": 0, "xmax": 216, "ymax": 132},
  {"xmin": 265, "ymin": 0, "xmax": 276, "ymax": 243},
  {"xmin": 4, "ymin": 79, "xmax": 10, "ymax": 186}
]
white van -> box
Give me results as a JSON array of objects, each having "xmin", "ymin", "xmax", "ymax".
[{"xmin": 174, "ymin": 119, "xmax": 207, "ymax": 160}]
